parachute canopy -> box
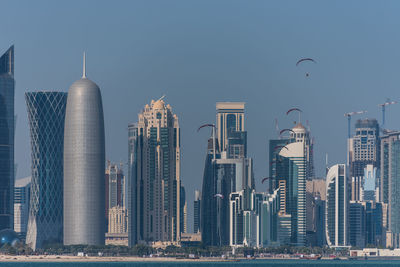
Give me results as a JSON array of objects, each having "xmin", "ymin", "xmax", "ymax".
[
  {"xmin": 286, "ymin": 108, "xmax": 302, "ymax": 116},
  {"xmin": 197, "ymin": 123, "xmax": 215, "ymax": 132},
  {"xmin": 279, "ymin": 128, "xmax": 295, "ymax": 136},
  {"xmin": 214, "ymin": 194, "xmax": 224, "ymax": 199},
  {"xmin": 262, "ymin": 177, "xmax": 271, "ymax": 184},
  {"xmin": 296, "ymin": 58, "xmax": 316, "ymax": 66}
]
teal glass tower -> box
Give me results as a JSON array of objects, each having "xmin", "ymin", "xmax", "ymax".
[
  {"xmin": 0, "ymin": 45, "xmax": 14, "ymax": 231},
  {"xmin": 25, "ymin": 91, "xmax": 67, "ymax": 250}
]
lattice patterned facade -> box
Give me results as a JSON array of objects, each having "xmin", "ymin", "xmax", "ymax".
[{"xmin": 25, "ymin": 91, "xmax": 67, "ymax": 250}]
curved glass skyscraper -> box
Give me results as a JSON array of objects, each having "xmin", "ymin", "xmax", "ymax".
[
  {"xmin": 25, "ymin": 91, "xmax": 67, "ymax": 250},
  {"xmin": 63, "ymin": 56, "xmax": 105, "ymax": 245},
  {"xmin": 0, "ymin": 45, "xmax": 14, "ymax": 231}
]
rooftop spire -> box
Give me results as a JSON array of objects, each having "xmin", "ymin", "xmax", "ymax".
[{"xmin": 82, "ymin": 51, "xmax": 86, "ymax": 78}]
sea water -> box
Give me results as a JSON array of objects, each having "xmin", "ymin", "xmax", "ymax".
[{"xmin": 0, "ymin": 260, "xmax": 400, "ymax": 267}]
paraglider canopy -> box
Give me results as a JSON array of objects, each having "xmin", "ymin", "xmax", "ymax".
[
  {"xmin": 296, "ymin": 58, "xmax": 316, "ymax": 66},
  {"xmin": 262, "ymin": 177, "xmax": 271, "ymax": 184},
  {"xmin": 279, "ymin": 128, "xmax": 295, "ymax": 136},
  {"xmin": 197, "ymin": 123, "xmax": 216, "ymax": 132},
  {"xmin": 296, "ymin": 58, "xmax": 316, "ymax": 77}
]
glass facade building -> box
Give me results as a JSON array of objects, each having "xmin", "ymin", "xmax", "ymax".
[
  {"xmin": 25, "ymin": 91, "xmax": 67, "ymax": 250},
  {"xmin": 127, "ymin": 123, "xmax": 138, "ymax": 247},
  {"xmin": 325, "ymin": 164, "xmax": 348, "ymax": 247},
  {"xmin": 0, "ymin": 45, "xmax": 14, "ymax": 231}
]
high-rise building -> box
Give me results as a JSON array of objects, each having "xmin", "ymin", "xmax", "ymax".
[
  {"xmin": 325, "ymin": 164, "xmax": 348, "ymax": 247},
  {"xmin": 25, "ymin": 91, "xmax": 67, "ymax": 250},
  {"xmin": 63, "ymin": 55, "xmax": 105, "ymax": 245},
  {"xmin": 275, "ymin": 132, "xmax": 307, "ymax": 246},
  {"xmin": 387, "ymin": 139, "xmax": 400, "ymax": 248},
  {"xmin": 269, "ymin": 121, "xmax": 314, "ymax": 246},
  {"xmin": 14, "ymin": 176, "xmax": 31, "ymax": 240},
  {"xmin": 349, "ymin": 119, "xmax": 380, "ymax": 179},
  {"xmin": 105, "ymin": 162, "xmax": 124, "ymax": 227},
  {"xmin": 108, "ymin": 206, "xmax": 128, "ymax": 234},
  {"xmin": 0, "ymin": 45, "xmax": 14, "ymax": 231},
  {"xmin": 230, "ymin": 189, "xmax": 279, "ymax": 248},
  {"xmin": 349, "ymin": 201, "xmax": 366, "ymax": 248},
  {"xmin": 201, "ymin": 102, "xmax": 254, "ymax": 246},
  {"xmin": 193, "ymin": 190, "xmax": 201, "ymax": 234},
  {"xmin": 306, "ymin": 179, "xmax": 326, "ymax": 247},
  {"xmin": 380, "ymin": 131, "xmax": 400, "ymax": 205},
  {"xmin": 127, "ymin": 123, "xmax": 138, "ymax": 247},
  {"xmin": 180, "ymin": 185, "xmax": 187, "ymax": 234},
  {"xmin": 216, "ymin": 102, "xmax": 245, "ymax": 153},
  {"xmin": 200, "ymin": 138, "xmax": 217, "ymax": 246},
  {"xmin": 130, "ymin": 98, "xmax": 181, "ymax": 242},
  {"xmin": 380, "ymin": 130, "xmax": 400, "ymax": 240}
]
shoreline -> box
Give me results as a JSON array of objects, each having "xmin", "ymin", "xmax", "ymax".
[
  {"xmin": 0, "ymin": 255, "xmax": 353, "ymax": 262},
  {"xmin": 0, "ymin": 255, "xmax": 243, "ymax": 262}
]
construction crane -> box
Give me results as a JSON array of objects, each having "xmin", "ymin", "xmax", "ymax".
[
  {"xmin": 344, "ymin": 110, "xmax": 367, "ymax": 139},
  {"xmin": 378, "ymin": 99, "xmax": 397, "ymax": 129}
]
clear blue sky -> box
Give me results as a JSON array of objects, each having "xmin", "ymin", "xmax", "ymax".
[{"xmin": 2, "ymin": 0, "xmax": 400, "ymax": 232}]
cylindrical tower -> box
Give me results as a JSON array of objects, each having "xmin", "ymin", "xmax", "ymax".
[{"xmin": 63, "ymin": 58, "xmax": 105, "ymax": 245}]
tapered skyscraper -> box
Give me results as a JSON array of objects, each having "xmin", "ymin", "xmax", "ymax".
[
  {"xmin": 63, "ymin": 54, "xmax": 105, "ymax": 245},
  {"xmin": 0, "ymin": 45, "xmax": 14, "ymax": 231},
  {"xmin": 25, "ymin": 91, "xmax": 67, "ymax": 250}
]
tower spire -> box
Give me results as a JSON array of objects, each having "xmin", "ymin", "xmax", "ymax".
[{"xmin": 82, "ymin": 51, "xmax": 86, "ymax": 78}]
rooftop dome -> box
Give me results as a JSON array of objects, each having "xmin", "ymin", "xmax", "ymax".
[
  {"xmin": 69, "ymin": 77, "xmax": 100, "ymax": 92},
  {"xmin": 292, "ymin": 123, "xmax": 306, "ymax": 133}
]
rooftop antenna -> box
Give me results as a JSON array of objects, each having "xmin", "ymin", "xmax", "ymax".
[
  {"xmin": 82, "ymin": 51, "xmax": 86, "ymax": 78},
  {"xmin": 158, "ymin": 95, "xmax": 166, "ymax": 101}
]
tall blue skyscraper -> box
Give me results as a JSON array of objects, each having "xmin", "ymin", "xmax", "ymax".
[
  {"xmin": 63, "ymin": 55, "xmax": 105, "ymax": 245},
  {"xmin": 201, "ymin": 102, "xmax": 254, "ymax": 246},
  {"xmin": 25, "ymin": 91, "xmax": 67, "ymax": 250},
  {"xmin": 0, "ymin": 45, "xmax": 14, "ymax": 231}
]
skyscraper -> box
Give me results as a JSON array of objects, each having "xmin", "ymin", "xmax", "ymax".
[
  {"xmin": 180, "ymin": 185, "xmax": 187, "ymax": 234},
  {"xmin": 63, "ymin": 55, "xmax": 105, "ymax": 245},
  {"xmin": 349, "ymin": 119, "xmax": 380, "ymax": 179},
  {"xmin": 269, "ymin": 122, "xmax": 314, "ymax": 246},
  {"xmin": 25, "ymin": 91, "xmax": 67, "ymax": 250},
  {"xmin": 387, "ymin": 139, "xmax": 400, "ymax": 248},
  {"xmin": 105, "ymin": 162, "xmax": 124, "ymax": 228},
  {"xmin": 0, "ymin": 45, "xmax": 14, "ymax": 231},
  {"xmin": 325, "ymin": 164, "xmax": 348, "ymax": 247},
  {"xmin": 277, "ymin": 138, "xmax": 307, "ymax": 246},
  {"xmin": 216, "ymin": 102, "xmax": 244, "ymax": 153},
  {"xmin": 14, "ymin": 176, "xmax": 31, "ymax": 240},
  {"xmin": 193, "ymin": 190, "xmax": 201, "ymax": 234},
  {"xmin": 131, "ymin": 98, "xmax": 181, "ymax": 242},
  {"xmin": 201, "ymin": 102, "xmax": 254, "ymax": 246},
  {"xmin": 127, "ymin": 123, "xmax": 138, "ymax": 247}
]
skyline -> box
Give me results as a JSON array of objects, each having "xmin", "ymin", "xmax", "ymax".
[{"xmin": 4, "ymin": 1, "xmax": 400, "ymax": 233}]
